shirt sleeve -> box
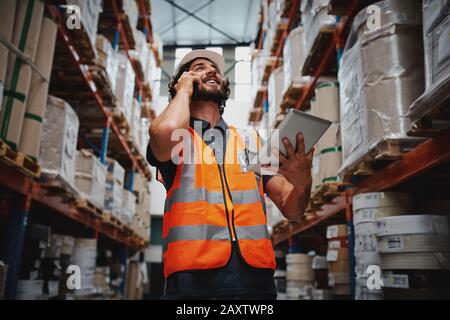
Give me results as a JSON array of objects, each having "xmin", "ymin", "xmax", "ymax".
[{"xmin": 146, "ymin": 141, "xmax": 177, "ymax": 190}]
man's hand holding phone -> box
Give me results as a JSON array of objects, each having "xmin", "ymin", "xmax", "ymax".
[{"xmin": 175, "ymin": 71, "xmax": 202, "ymax": 98}]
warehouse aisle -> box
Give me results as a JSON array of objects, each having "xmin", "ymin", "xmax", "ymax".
[{"xmin": 0, "ymin": 0, "xmax": 449, "ymax": 302}]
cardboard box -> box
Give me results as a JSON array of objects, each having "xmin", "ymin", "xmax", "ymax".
[
  {"xmin": 326, "ymin": 248, "xmax": 349, "ymax": 262},
  {"xmin": 329, "ymin": 260, "xmax": 349, "ymax": 274},
  {"xmin": 268, "ymin": 67, "xmax": 284, "ymax": 128},
  {"xmin": 19, "ymin": 17, "xmax": 58, "ymax": 158},
  {"xmin": 122, "ymin": 189, "xmax": 137, "ymax": 224},
  {"xmin": 106, "ymin": 158, "xmax": 125, "ymax": 186},
  {"xmin": 130, "ymin": 99, "xmax": 141, "ymax": 143},
  {"xmin": 326, "ymin": 224, "xmax": 348, "ymax": 239},
  {"xmin": 114, "ymin": 52, "xmax": 135, "ymax": 122},
  {"xmin": 105, "ymin": 178, "xmax": 124, "ymax": 219},
  {"xmin": 75, "ymin": 150, "xmax": 106, "ymax": 209}
]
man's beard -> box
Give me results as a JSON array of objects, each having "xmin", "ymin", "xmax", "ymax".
[{"xmin": 191, "ymin": 83, "xmax": 227, "ymax": 105}]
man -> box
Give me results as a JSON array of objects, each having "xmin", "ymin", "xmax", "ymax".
[{"xmin": 147, "ymin": 50, "xmax": 314, "ymax": 299}]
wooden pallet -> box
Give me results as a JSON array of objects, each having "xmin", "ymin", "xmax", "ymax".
[
  {"xmin": 112, "ymin": 109, "xmax": 130, "ymax": 134},
  {"xmin": 408, "ymin": 76, "xmax": 450, "ymax": 137},
  {"xmin": 249, "ymin": 107, "xmax": 264, "ymax": 123},
  {"xmin": 341, "ymin": 138, "xmax": 424, "ymax": 182},
  {"xmin": 302, "ymin": 27, "xmax": 337, "ymax": 77},
  {"xmin": 281, "ymin": 81, "xmax": 308, "ymax": 111},
  {"xmin": 74, "ymin": 197, "xmax": 106, "ymax": 220},
  {"xmin": 88, "ymin": 65, "xmax": 117, "ymax": 107},
  {"xmin": 262, "ymin": 57, "xmax": 280, "ymax": 84},
  {"xmin": 270, "ymin": 22, "xmax": 289, "ymax": 55},
  {"xmin": 40, "ymin": 175, "xmax": 79, "ymax": 203},
  {"xmin": 253, "ymin": 87, "xmax": 266, "ymax": 109},
  {"xmin": 0, "ymin": 140, "xmax": 41, "ymax": 178},
  {"xmin": 103, "ymin": 211, "xmax": 125, "ymax": 230},
  {"xmin": 309, "ymin": 182, "xmax": 349, "ymax": 211}
]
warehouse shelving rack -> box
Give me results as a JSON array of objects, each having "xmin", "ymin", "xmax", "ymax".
[
  {"xmin": 0, "ymin": 1, "xmax": 158, "ymax": 299},
  {"xmin": 254, "ymin": 0, "xmax": 450, "ymax": 299}
]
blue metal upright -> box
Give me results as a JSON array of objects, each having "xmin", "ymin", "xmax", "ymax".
[
  {"xmin": 112, "ymin": 29, "xmax": 120, "ymax": 50},
  {"xmin": 119, "ymin": 246, "xmax": 128, "ymax": 298},
  {"xmin": 2, "ymin": 194, "xmax": 31, "ymax": 299},
  {"xmin": 344, "ymin": 191, "xmax": 356, "ymax": 300},
  {"xmin": 127, "ymin": 170, "xmax": 135, "ymax": 192},
  {"xmin": 100, "ymin": 120, "xmax": 110, "ymax": 165}
]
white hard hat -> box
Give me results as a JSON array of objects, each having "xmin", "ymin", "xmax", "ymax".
[{"xmin": 174, "ymin": 49, "xmax": 225, "ymax": 76}]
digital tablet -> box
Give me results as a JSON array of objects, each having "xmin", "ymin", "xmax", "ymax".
[{"xmin": 249, "ymin": 109, "xmax": 332, "ymax": 174}]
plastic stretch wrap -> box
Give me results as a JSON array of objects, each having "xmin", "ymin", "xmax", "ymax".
[
  {"xmin": 66, "ymin": 0, "xmax": 102, "ymax": 50},
  {"xmin": 339, "ymin": 0, "xmax": 424, "ymax": 173},
  {"xmin": 122, "ymin": 189, "xmax": 137, "ymax": 224},
  {"xmin": 96, "ymin": 35, "xmax": 118, "ymax": 91},
  {"xmin": 315, "ymin": 82, "xmax": 340, "ymax": 123},
  {"xmin": 138, "ymin": 118, "xmax": 150, "ymax": 155},
  {"xmin": 422, "ymin": 0, "xmax": 450, "ymax": 34},
  {"xmin": 106, "ymin": 158, "xmax": 125, "ymax": 186},
  {"xmin": 132, "ymin": 31, "xmax": 150, "ymax": 82},
  {"xmin": 39, "ymin": 96, "xmax": 79, "ymax": 188},
  {"xmin": 423, "ymin": 15, "xmax": 450, "ymax": 90},
  {"xmin": 283, "ymin": 27, "xmax": 307, "ymax": 92},
  {"xmin": 301, "ymin": 0, "xmax": 336, "ymax": 57},
  {"xmin": 130, "ymin": 99, "xmax": 141, "ymax": 142},
  {"xmin": 105, "ymin": 178, "xmax": 123, "ymax": 219},
  {"xmin": 268, "ymin": 67, "xmax": 284, "ymax": 128},
  {"xmin": 114, "ymin": 52, "xmax": 135, "ymax": 122},
  {"xmin": 251, "ymin": 52, "xmax": 268, "ymax": 99}
]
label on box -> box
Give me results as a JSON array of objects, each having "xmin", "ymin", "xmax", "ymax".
[
  {"xmin": 354, "ymin": 208, "xmax": 375, "ymax": 224},
  {"xmin": 327, "ymin": 250, "xmax": 338, "ymax": 262},
  {"xmin": 386, "ymin": 236, "xmax": 404, "ymax": 250},
  {"xmin": 312, "ymin": 256, "xmax": 328, "ymax": 270},
  {"xmin": 328, "ymin": 240, "xmax": 342, "ymax": 249},
  {"xmin": 383, "ymin": 274, "xmax": 409, "ymax": 289},
  {"xmin": 327, "ymin": 226, "xmax": 338, "ymax": 239}
]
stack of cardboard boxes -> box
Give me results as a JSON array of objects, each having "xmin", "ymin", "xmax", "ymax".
[
  {"xmin": 75, "ymin": 149, "xmax": 107, "ymax": 210},
  {"xmin": 105, "ymin": 158, "xmax": 126, "ymax": 221},
  {"xmin": 131, "ymin": 173, "xmax": 151, "ymax": 242}
]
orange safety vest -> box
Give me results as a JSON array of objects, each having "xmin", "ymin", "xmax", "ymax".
[{"xmin": 162, "ymin": 126, "xmax": 276, "ymax": 278}]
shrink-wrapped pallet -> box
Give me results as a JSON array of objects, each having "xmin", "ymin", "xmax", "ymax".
[{"xmin": 39, "ymin": 96, "xmax": 79, "ymax": 189}]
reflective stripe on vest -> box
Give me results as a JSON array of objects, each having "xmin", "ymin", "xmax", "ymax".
[{"xmin": 162, "ymin": 224, "xmax": 270, "ymax": 252}]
